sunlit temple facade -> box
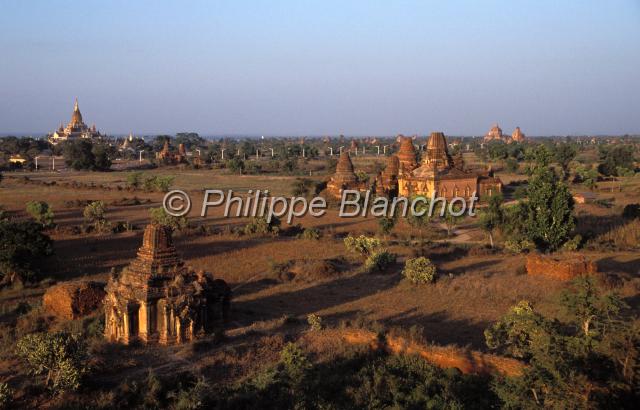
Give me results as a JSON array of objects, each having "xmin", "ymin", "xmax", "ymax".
[{"xmin": 104, "ymin": 224, "xmax": 231, "ymax": 345}]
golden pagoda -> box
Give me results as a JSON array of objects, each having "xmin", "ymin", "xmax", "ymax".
[{"xmin": 48, "ymin": 98, "xmax": 102, "ymax": 145}]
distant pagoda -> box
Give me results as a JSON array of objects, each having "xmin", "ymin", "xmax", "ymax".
[
  {"xmin": 326, "ymin": 152, "xmax": 366, "ymax": 199},
  {"xmin": 48, "ymin": 98, "xmax": 102, "ymax": 145}
]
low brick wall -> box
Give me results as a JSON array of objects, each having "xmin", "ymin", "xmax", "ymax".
[
  {"xmin": 43, "ymin": 281, "xmax": 106, "ymax": 320},
  {"xmin": 338, "ymin": 328, "xmax": 525, "ymax": 377},
  {"xmin": 526, "ymin": 253, "xmax": 597, "ymax": 281}
]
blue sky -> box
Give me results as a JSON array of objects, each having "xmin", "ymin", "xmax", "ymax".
[{"xmin": 1, "ymin": 0, "xmax": 639, "ymax": 136}]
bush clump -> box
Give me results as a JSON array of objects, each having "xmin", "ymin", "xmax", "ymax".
[
  {"xmin": 149, "ymin": 207, "xmax": 188, "ymax": 232},
  {"xmin": 243, "ymin": 216, "xmax": 280, "ymax": 236},
  {"xmin": 301, "ymin": 227, "xmax": 321, "ymax": 240},
  {"xmin": 344, "ymin": 235, "xmax": 381, "ymax": 257},
  {"xmin": 16, "ymin": 331, "xmax": 88, "ymax": 394},
  {"xmin": 364, "ymin": 250, "xmax": 396, "ymax": 273},
  {"xmin": 307, "ymin": 314, "xmax": 323, "ymax": 331},
  {"xmin": 402, "ymin": 257, "xmax": 437, "ymax": 284}
]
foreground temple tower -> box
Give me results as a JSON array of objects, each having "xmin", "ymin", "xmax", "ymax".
[{"xmin": 104, "ymin": 224, "xmax": 230, "ymax": 344}]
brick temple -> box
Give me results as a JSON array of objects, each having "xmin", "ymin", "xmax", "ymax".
[{"xmin": 104, "ymin": 224, "xmax": 231, "ymax": 344}]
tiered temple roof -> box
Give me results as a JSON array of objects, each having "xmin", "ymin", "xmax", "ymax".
[
  {"xmin": 423, "ymin": 132, "xmax": 453, "ymax": 172},
  {"xmin": 396, "ymin": 136, "xmax": 418, "ymax": 174},
  {"xmin": 48, "ymin": 98, "xmax": 102, "ymax": 144},
  {"xmin": 104, "ymin": 224, "xmax": 230, "ymax": 345}
]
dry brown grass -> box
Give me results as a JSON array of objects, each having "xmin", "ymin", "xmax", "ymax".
[{"xmin": 1, "ymin": 167, "xmax": 639, "ymax": 356}]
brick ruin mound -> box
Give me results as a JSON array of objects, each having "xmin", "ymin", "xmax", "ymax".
[
  {"xmin": 316, "ymin": 328, "xmax": 524, "ymax": 377},
  {"xmin": 43, "ymin": 281, "xmax": 106, "ymax": 320},
  {"xmin": 526, "ymin": 253, "xmax": 598, "ymax": 281}
]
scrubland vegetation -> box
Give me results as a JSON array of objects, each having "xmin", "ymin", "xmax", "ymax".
[{"xmin": 0, "ymin": 134, "xmax": 639, "ymax": 408}]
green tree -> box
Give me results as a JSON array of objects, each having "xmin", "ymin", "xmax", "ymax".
[
  {"xmin": 0, "ymin": 220, "xmax": 53, "ymax": 284},
  {"xmin": 406, "ymin": 196, "xmax": 433, "ymax": 242},
  {"xmin": 441, "ymin": 204, "xmax": 464, "ymax": 237},
  {"xmin": 226, "ymin": 157, "xmax": 245, "ymax": 174},
  {"xmin": 16, "ymin": 332, "xmax": 88, "ymax": 394},
  {"xmin": 91, "ymin": 143, "xmax": 112, "ymax": 171},
  {"xmin": 576, "ymin": 165, "xmax": 599, "ymax": 191},
  {"xmin": 616, "ymin": 166, "xmax": 635, "ymax": 192},
  {"xmin": 149, "ymin": 207, "xmax": 188, "ymax": 232},
  {"xmin": 126, "ymin": 171, "xmax": 144, "ymax": 189},
  {"xmin": 26, "ymin": 200, "xmax": 55, "ymax": 228},
  {"xmin": 520, "ymin": 167, "xmax": 575, "ymax": 252},
  {"xmin": 63, "ymin": 139, "xmax": 95, "ymax": 170},
  {"xmin": 378, "ymin": 216, "xmax": 396, "ymax": 236},
  {"xmin": 83, "ymin": 201, "xmax": 109, "ymax": 232},
  {"xmin": 524, "ymin": 144, "xmax": 553, "ymax": 172},
  {"xmin": 479, "ymin": 194, "xmax": 503, "ymax": 248},
  {"xmin": 486, "ymin": 278, "xmax": 638, "ymax": 408},
  {"xmin": 598, "ymin": 145, "xmax": 635, "ymax": 176},
  {"xmin": 554, "ymin": 143, "xmax": 577, "ymax": 180},
  {"xmin": 154, "ymin": 176, "xmax": 174, "ymax": 192}
]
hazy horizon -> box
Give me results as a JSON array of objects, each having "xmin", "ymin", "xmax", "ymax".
[{"xmin": 1, "ymin": 1, "xmax": 639, "ymax": 136}]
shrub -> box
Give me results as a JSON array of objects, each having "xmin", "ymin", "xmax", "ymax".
[
  {"xmin": 149, "ymin": 207, "xmax": 188, "ymax": 232},
  {"xmin": 291, "ymin": 178, "xmax": 314, "ymax": 197},
  {"xmin": 243, "ymin": 216, "xmax": 280, "ymax": 236},
  {"xmin": 485, "ymin": 278, "xmax": 638, "ymax": 408},
  {"xmin": 364, "ymin": 250, "xmax": 396, "ymax": 273},
  {"xmin": 402, "ymin": 257, "xmax": 437, "ymax": 284},
  {"xmin": 377, "ymin": 216, "xmax": 396, "ymax": 235},
  {"xmin": 560, "ymin": 234, "xmax": 582, "ymax": 252},
  {"xmin": 126, "ymin": 171, "xmax": 144, "ymax": 189},
  {"xmin": 307, "ymin": 314, "xmax": 322, "ymax": 331},
  {"xmin": 0, "ymin": 382, "xmax": 12, "ymax": 409},
  {"xmin": 26, "ymin": 200, "xmax": 55, "ymax": 228},
  {"xmin": 622, "ymin": 203, "xmax": 640, "ymax": 220},
  {"xmin": 154, "ymin": 176, "xmax": 174, "ymax": 192},
  {"xmin": 83, "ymin": 201, "xmax": 109, "ymax": 232},
  {"xmin": 16, "ymin": 331, "xmax": 88, "ymax": 394},
  {"xmin": 0, "ymin": 220, "xmax": 53, "ymax": 283},
  {"xmin": 503, "ymin": 239, "xmax": 535, "ymax": 254},
  {"xmin": 344, "ymin": 235, "xmax": 381, "ymax": 257},
  {"xmin": 301, "ymin": 227, "xmax": 320, "ymax": 240}
]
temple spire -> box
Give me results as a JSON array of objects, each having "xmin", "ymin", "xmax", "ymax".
[{"xmin": 74, "ymin": 98, "xmax": 79, "ymax": 112}]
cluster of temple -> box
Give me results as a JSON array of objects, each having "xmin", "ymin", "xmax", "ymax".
[
  {"xmin": 155, "ymin": 140, "xmax": 204, "ymax": 166},
  {"xmin": 327, "ymin": 132, "xmax": 502, "ymax": 201},
  {"xmin": 104, "ymin": 224, "xmax": 231, "ymax": 344},
  {"xmin": 484, "ymin": 123, "xmax": 526, "ymax": 143},
  {"xmin": 48, "ymin": 99, "xmax": 102, "ymax": 145}
]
